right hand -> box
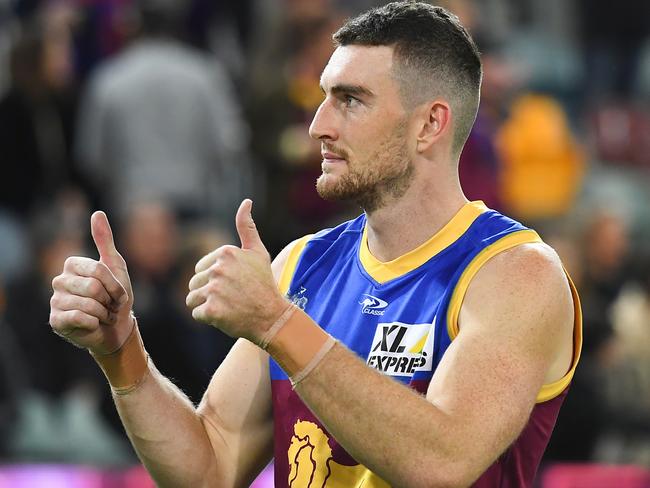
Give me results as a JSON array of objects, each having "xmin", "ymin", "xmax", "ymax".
[{"xmin": 50, "ymin": 211, "xmax": 134, "ymax": 355}]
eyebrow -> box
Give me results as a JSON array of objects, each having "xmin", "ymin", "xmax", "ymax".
[{"xmin": 321, "ymin": 83, "xmax": 375, "ymax": 99}]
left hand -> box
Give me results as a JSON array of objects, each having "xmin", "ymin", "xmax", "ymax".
[{"xmin": 186, "ymin": 199, "xmax": 289, "ymax": 344}]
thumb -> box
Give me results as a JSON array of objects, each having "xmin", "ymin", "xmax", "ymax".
[
  {"xmin": 91, "ymin": 211, "xmax": 123, "ymax": 266},
  {"xmin": 235, "ymin": 199, "xmax": 266, "ymax": 253}
]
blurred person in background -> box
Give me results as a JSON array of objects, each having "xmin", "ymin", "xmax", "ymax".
[
  {"xmin": 185, "ymin": 0, "xmax": 255, "ymax": 84},
  {"xmin": 496, "ymin": 93, "xmax": 585, "ymax": 223},
  {"xmin": 579, "ymin": 210, "xmax": 632, "ymax": 314},
  {"xmin": 0, "ymin": 3, "xmax": 86, "ymax": 219},
  {"xmin": 603, "ymin": 255, "xmax": 650, "ymax": 466},
  {"xmin": 120, "ymin": 199, "xmax": 234, "ymax": 405},
  {"xmin": 175, "ymin": 223, "xmax": 238, "ymax": 384},
  {"xmin": 4, "ymin": 202, "xmax": 132, "ymax": 465},
  {"xmin": 543, "ymin": 210, "xmax": 639, "ymax": 466},
  {"xmin": 76, "ymin": 0, "xmax": 252, "ymax": 227}
]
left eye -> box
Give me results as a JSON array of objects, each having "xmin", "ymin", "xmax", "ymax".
[{"xmin": 344, "ymin": 95, "xmax": 359, "ymax": 107}]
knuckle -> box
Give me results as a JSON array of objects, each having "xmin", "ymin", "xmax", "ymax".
[
  {"xmin": 205, "ymin": 302, "xmax": 221, "ymax": 321},
  {"xmin": 206, "ymin": 281, "xmax": 220, "ymax": 296},
  {"xmin": 70, "ymin": 310, "xmax": 85, "ymax": 324},
  {"xmin": 90, "ymin": 260, "xmax": 102, "ymax": 277},
  {"xmin": 85, "ymin": 297, "xmax": 100, "ymax": 314},
  {"xmin": 218, "ymin": 245, "xmax": 238, "ymax": 258},
  {"xmin": 49, "ymin": 312, "xmax": 60, "ymax": 328},
  {"xmin": 50, "ymin": 293, "xmax": 62, "ymax": 309},
  {"xmin": 85, "ymin": 279, "xmax": 101, "ymax": 297},
  {"xmin": 63, "ymin": 256, "xmax": 76, "ymax": 270},
  {"xmin": 51, "ymin": 275, "xmax": 64, "ymax": 290},
  {"xmin": 208, "ymin": 263, "xmax": 222, "ymax": 277}
]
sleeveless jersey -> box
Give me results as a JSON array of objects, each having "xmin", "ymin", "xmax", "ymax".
[{"xmin": 270, "ymin": 201, "xmax": 582, "ymax": 488}]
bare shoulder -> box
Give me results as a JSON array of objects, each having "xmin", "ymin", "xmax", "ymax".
[
  {"xmin": 271, "ymin": 236, "xmax": 310, "ymax": 283},
  {"xmin": 468, "ymin": 241, "xmax": 571, "ymax": 312},
  {"xmin": 459, "ymin": 241, "xmax": 574, "ymax": 379}
]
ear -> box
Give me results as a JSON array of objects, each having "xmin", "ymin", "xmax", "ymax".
[{"xmin": 415, "ymin": 100, "xmax": 451, "ymax": 153}]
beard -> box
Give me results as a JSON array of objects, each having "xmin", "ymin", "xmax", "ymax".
[{"xmin": 316, "ymin": 120, "xmax": 414, "ymax": 213}]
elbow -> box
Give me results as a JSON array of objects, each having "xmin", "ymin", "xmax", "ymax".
[
  {"xmin": 401, "ymin": 458, "xmax": 478, "ymax": 488},
  {"xmin": 411, "ymin": 473, "xmax": 473, "ymax": 488}
]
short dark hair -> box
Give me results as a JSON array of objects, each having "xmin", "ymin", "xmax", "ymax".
[{"xmin": 333, "ymin": 1, "xmax": 482, "ymax": 155}]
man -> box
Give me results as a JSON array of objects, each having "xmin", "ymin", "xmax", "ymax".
[
  {"xmin": 76, "ymin": 0, "xmax": 251, "ymax": 223},
  {"xmin": 50, "ymin": 3, "xmax": 581, "ymax": 487}
]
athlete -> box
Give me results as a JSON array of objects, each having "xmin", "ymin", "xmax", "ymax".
[{"xmin": 50, "ymin": 3, "xmax": 581, "ymax": 487}]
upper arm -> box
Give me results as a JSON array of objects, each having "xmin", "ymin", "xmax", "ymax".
[
  {"xmin": 195, "ymin": 238, "xmax": 304, "ymax": 487},
  {"xmin": 425, "ymin": 242, "xmax": 574, "ymax": 482}
]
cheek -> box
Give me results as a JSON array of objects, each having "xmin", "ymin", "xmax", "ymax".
[{"xmin": 341, "ymin": 113, "xmax": 406, "ymax": 165}]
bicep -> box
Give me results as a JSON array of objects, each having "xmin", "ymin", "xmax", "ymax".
[
  {"xmin": 194, "ymin": 239, "xmax": 303, "ymax": 486},
  {"xmin": 425, "ymin": 244, "xmax": 572, "ymax": 478},
  {"xmin": 197, "ymin": 339, "xmax": 274, "ymax": 487}
]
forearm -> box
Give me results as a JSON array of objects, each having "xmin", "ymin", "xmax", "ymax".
[
  {"xmin": 112, "ymin": 362, "xmax": 223, "ymax": 488},
  {"xmin": 288, "ymin": 343, "xmax": 471, "ymax": 488}
]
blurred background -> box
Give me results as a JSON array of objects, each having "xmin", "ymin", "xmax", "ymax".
[{"xmin": 0, "ymin": 0, "xmax": 649, "ymax": 486}]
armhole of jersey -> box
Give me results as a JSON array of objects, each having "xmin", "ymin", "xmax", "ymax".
[
  {"xmin": 444, "ymin": 229, "xmax": 582, "ymax": 403},
  {"xmin": 446, "ymin": 229, "xmax": 543, "ymax": 341},
  {"xmin": 536, "ymin": 272, "xmax": 582, "ymax": 403},
  {"xmin": 446, "ymin": 230, "xmax": 583, "ymax": 403},
  {"xmin": 277, "ymin": 235, "xmax": 313, "ymax": 295}
]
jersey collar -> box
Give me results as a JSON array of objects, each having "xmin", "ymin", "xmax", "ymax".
[{"xmin": 359, "ymin": 201, "xmax": 488, "ymax": 284}]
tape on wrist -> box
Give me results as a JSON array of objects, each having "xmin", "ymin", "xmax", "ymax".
[
  {"xmin": 91, "ymin": 316, "xmax": 149, "ymax": 395},
  {"xmin": 266, "ymin": 307, "xmax": 337, "ymax": 388},
  {"xmin": 259, "ymin": 302, "xmax": 297, "ymax": 350}
]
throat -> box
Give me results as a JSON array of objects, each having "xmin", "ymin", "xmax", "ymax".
[
  {"xmin": 365, "ymin": 226, "xmax": 421, "ymax": 263},
  {"xmin": 364, "ymin": 197, "xmax": 472, "ymax": 262}
]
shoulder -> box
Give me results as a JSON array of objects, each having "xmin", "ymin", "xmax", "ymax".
[
  {"xmin": 479, "ymin": 241, "xmax": 568, "ymax": 297},
  {"xmin": 271, "ymin": 236, "xmax": 309, "ymax": 282},
  {"xmin": 271, "ymin": 215, "xmax": 366, "ymax": 280},
  {"xmin": 460, "ymin": 241, "xmax": 574, "ymax": 345}
]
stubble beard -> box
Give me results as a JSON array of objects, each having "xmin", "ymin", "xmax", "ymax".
[{"xmin": 316, "ymin": 121, "xmax": 414, "ymax": 213}]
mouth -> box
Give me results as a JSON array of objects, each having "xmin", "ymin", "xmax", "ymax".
[{"xmin": 321, "ymin": 151, "xmax": 347, "ymax": 164}]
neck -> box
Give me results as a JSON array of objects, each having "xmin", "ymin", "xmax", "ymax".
[{"xmin": 364, "ymin": 165, "xmax": 467, "ymax": 262}]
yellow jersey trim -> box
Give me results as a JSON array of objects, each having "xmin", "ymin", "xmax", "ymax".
[
  {"xmin": 537, "ymin": 273, "xmax": 582, "ymax": 403},
  {"xmin": 278, "ymin": 235, "xmax": 313, "ymax": 295},
  {"xmin": 359, "ymin": 201, "xmax": 489, "ymax": 284},
  {"xmin": 446, "ymin": 229, "xmax": 543, "ymax": 340},
  {"xmin": 446, "ymin": 229, "xmax": 583, "ymax": 403}
]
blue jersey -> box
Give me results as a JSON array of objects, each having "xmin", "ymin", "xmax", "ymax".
[{"xmin": 270, "ymin": 201, "xmax": 582, "ymax": 488}]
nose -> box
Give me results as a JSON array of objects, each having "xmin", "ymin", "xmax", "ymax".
[{"xmin": 309, "ymin": 98, "xmax": 338, "ymax": 142}]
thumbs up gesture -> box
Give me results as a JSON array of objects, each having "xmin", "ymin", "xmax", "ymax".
[
  {"xmin": 50, "ymin": 211, "xmax": 135, "ymax": 355},
  {"xmin": 186, "ymin": 199, "xmax": 289, "ymax": 344}
]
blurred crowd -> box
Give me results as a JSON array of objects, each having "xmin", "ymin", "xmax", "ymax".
[{"xmin": 0, "ymin": 0, "xmax": 649, "ymax": 473}]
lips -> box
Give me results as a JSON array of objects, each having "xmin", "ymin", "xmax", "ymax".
[{"xmin": 321, "ymin": 151, "xmax": 346, "ymax": 162}]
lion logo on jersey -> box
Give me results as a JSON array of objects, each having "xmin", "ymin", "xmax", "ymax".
[{"xmin": 287, "ymin": 420, "xmax": 389, "ymax": 488}]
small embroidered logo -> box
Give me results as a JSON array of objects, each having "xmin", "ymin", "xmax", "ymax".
[
  {"xmin": 359, "ymin": 294, "xmax": 388, "ymax": 316},
  {"xmin": 288, "ymin": 286, "xmax": 308, "ymax": 310}
]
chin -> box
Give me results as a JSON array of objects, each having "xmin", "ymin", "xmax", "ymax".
[{"xmin": 315, "ymin": 174, "xmax": 338, "ymax": 200}]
